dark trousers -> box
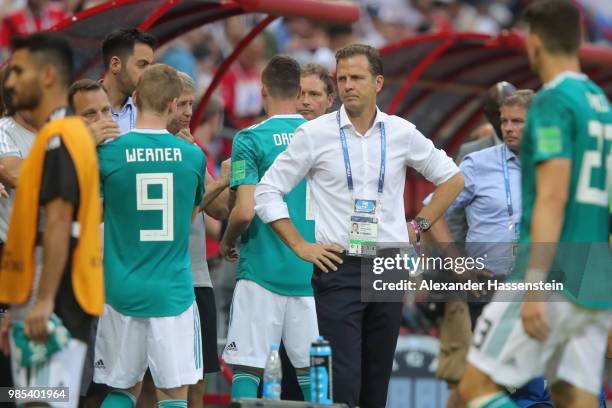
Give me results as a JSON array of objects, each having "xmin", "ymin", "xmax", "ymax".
[{"xmin": 312, "ymin": 256, "xmax": 402, "ymax": 408}]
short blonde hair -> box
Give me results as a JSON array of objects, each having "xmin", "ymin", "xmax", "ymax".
[
  {"xmin": 177, "ymin": 71, "xmax": 195, "ymax": 93},
  {"xmin": 135, "ymin": 64, "xmax": 181, "ymax": 114}
]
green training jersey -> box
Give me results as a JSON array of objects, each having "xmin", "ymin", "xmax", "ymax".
[
  {"xmin": 517, "ymin": 72, "xmax": 612, "ymax": 309},
  {"xmin": 230, "ymin": 114, "xmax": 315, "ymax": 296},
  {"xmin": 98, "ymin": 129, "xmax": 206, "ymax": 317}
]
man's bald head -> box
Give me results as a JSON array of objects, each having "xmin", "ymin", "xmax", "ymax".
[{"xmin": 483, "ymin": 81, "xmax": 517, "ymax": 137}]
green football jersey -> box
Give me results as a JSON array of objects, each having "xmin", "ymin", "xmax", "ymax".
[
  {"xmin": 230, "ymin": 114, "xmax": 315, "ymax": 296},
  {"xmin": 517, "ymin": 72, "xmax": 612, "ymax": 309},
  {"xmin": 98, "ymin": 129, "xmax": 206, "ymax": 317}
]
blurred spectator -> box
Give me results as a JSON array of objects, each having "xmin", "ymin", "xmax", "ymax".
[
  {"xmin": 0, "ymin": 0, "xmax": 67, "ymax": 57},
  {"xmin": 283, "ymin": 18, "xmax": 335, "ymax": 72},
  {"xmin": 327, "ymin": 24, "xmax": 358, "ymax": 52},
  {"xmin": 193, "ymin": 96, "xmax": 225, "ymax": 261},
  {"xmin": 156, "ymin": 29, "xmax": 214, "ymax": 90},
  {"xmin": 218, "ymin": 35, "xmax": 265, "ymax": 132}
]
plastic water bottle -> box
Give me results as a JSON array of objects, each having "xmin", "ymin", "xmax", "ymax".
[
  {"xmin": 310, "ymin": 336, "xmax": 333, "ymax": 403},
  {"xmin": 262, "ymin": 343, "xmax": 282, "ymax": 400}
]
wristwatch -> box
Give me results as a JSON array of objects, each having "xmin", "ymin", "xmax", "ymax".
[{"xmin": 414, "ymin": 216, "xmax": 431, "ymax": 232}]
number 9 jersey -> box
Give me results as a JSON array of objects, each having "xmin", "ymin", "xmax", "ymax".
[{"xmin": 98, "ymin": 129, "xmax": 206, "ymax": 317}]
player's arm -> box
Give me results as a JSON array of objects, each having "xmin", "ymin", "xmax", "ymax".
[
  {"xmin": 201, "ymin": 159, "xmax": 230, "ymax": 220},
  {"xmin": 526, "ymin": 158, "xmax": 570, "ymax": 276},
  {"xmin": 219, "ymin": 184, "xmax": 255, "ymax": 261},
  {"xmin": 25, "ymin": 138, "xmax": 78, "ymax": 342},
  {"xmin": 0, "ymin": 127, "xmax": 25, "ymax": 188},
  {"xmin": 521, "ymin": 97, "xmax": 572, "ymax": 341},
  {"xmin": 28, "ymin": 198, "xmax": 74, "ymax": 341},
  {"xmin": 0, "ymin": 156, "xmax": 22, "ymax": 188}
]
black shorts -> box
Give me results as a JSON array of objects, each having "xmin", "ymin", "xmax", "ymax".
[{"xmin": 194, "ymin": 287, "xmax": 221, "ymax": 374}]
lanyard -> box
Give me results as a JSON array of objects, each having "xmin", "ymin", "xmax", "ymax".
[
  {"xmin": 337, "ymin": 111, "xmax": 386, "ymax": 194},
  {"xmin": 501, "ymin": 146, "xmax": 513, "ymax": 219}
]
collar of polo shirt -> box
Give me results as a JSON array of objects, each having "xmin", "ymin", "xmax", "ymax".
[{"xmin": 338, "ymin": 105, "xmax": 385, "ymax": 135}]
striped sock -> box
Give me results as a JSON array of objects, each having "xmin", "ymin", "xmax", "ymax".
[
  {"xmin": 467, "ymin": 392, "xmax": 519, "ymax": 408},
  {"xmin": 101, "ymin": 390, "xmax": 136, "ymax": 408},
  {"xmin": 157, "ymin": 400, "xmax": 187, "ymax": 408},
  {"xmin": 231, "ymin": 370, "xmax": 260, "ymax": 398},
  {"xmin": 296, "ymin": 371, "xmax": 311, "ymax": 402}
]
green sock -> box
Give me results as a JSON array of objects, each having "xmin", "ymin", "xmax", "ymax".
[
  {"xmin": 157, "ymin": 400, "xmax": 187, "ymax": 408},
  {"xmin": 467, "ymin": 392, "xmax": 519, "ymax": 408},
  {"xmin": 296, "ymin": 371, "xmax": 311, "ymax": 402},
  {"xmin": 231, "ymin": 370, "xmax": 260, "ymax": 398},
  {"xmin": 101, "ymin": 390, "xmax": 136, "ymax": 408}
]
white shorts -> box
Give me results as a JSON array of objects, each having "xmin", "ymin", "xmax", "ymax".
[
  {"xmin": 468, "ymin": 293, "xmax": 610, "ymax": 395},
  {"xmin": 222, "ymin": 280, "xmax": 318, "ymax": 368},
  {"xmin": 10, "ymin": 337, "xmax": 87, "ymax": 408},
  {"xmin": 94, "ymin": 302, "xmax": 203, "ymax": 389}
]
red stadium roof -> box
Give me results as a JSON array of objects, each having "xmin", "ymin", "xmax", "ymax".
[
  {"xmin": 376, "ymin": 31, "xmax": 612, "ymax": 215},
  {"xmin": 49, "ymin": 0, "xmax": 360, "ymax": 80},
  {"xmin": 378, "ymin": 31, "xmax": 612, "ymax": 155}
]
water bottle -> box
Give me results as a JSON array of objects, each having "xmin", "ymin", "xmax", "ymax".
[
  {"xmin": 262, "ymin": 343, "xmax": 282, "ymax": 400},
  {"xmin": 310, "ymin": 336, "xmax": 333, "ymax": 403}
]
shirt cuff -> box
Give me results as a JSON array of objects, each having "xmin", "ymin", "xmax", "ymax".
[{"xmin": 254, "ymin": 198, "xmax": 290, "ymax": 224}]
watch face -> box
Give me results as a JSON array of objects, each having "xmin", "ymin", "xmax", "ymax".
[{"xmin": 417, "ymin": 217, "xmax": 430, "ymax": 231}]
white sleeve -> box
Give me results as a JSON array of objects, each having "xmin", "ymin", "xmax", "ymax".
[
  {"xmin": 0, "ymin": 127, "xmax": 21, "ymax": 158},
  {"xmin": 255, "ymin": 125, "xmax": 315, "ymax": 224},
  {"xmin": 406, "ymin": 128, "xmax": 459, "ymax": 185}
]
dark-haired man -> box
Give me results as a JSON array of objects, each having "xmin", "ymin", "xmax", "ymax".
[
  {"xmin": 0, "ymin": 33, "xmax": 103, "ymax": 407},
  {"xmin": 220, "ymin": 55, "xmax": 317, "ymax": 400},
  {"xmin": 101, "ymin": 27, "xmax": 156, "ymax": 134},
  {"xmin": 69, "ymin": 78, "xmax": 120, "ymax": 145},
  {"xmin": 298, "ymin": 63, "xmax": 335, "ymax": 121},
  {"xmin": 459, "ymin": 1, "xmax": 612, "ymax": 407},
  {"xmin": 256, "ymin": 44, "xmax": 463, "ymax": 407}
]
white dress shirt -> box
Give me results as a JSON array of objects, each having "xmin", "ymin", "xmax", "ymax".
[{"xmin": 255, "ymin": 105, "xmax": 459, "ymax": 249}]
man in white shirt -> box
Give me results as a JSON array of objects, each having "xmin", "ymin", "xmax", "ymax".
[{"xmin": 255, "ymin": 44, "xmax": 464, "ymax": 407}]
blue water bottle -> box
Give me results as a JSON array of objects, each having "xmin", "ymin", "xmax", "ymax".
[{"xmin": 310, "ymin": 336, "xmax": 333, "ymax": 403}]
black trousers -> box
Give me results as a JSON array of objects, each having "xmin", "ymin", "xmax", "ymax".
[{"xmin": 312, "ymin": 256, "xmax": 403, "ymax": 408}]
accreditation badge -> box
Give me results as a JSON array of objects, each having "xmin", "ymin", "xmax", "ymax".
[{"xmin": 348, "ymin": 199, "xmax": 379, "ymax": 257}]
